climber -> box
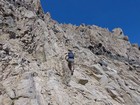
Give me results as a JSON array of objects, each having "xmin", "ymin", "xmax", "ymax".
[{"xmin": 66, "ymin": 50, "xmax": 75, "ymax": 75}]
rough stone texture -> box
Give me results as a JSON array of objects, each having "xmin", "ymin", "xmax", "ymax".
[{"xmin": 0, "ymin": 0, "xmax": 140, "ymax": 105}]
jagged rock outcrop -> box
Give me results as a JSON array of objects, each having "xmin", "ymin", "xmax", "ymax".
[{"xmin": 0, "ymin": 0, "xmax": 140, "ymax": 105}]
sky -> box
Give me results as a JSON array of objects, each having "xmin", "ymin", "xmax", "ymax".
[{"xmin": 40, "ymin": 0, "xmax": 140, "ymax": 46}]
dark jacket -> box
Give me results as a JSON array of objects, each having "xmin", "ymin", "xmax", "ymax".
[{"xmin": 68, "ymin": 51, "xmax": 74, "ymax": 59}]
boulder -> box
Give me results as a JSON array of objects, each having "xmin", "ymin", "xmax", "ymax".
[
  {"xmin": 132, "ymin": 43, "xmax": 139, "ymax": 48},
  {"xmin": 24, "ymin": 10, "xmax": 36, "ymax": 18},
  {"xmin": 123, "ymin": 36, "xmax": 129, "ymax": 41},
  {"xmin": 112, "ymin": 28, "xmax": 123, "ymax": 35},
  {"xmin": 78, "ymin": 79, "xmax": 88, "ymax": 85}
]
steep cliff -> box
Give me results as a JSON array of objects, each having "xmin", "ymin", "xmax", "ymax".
[{"xmin": 0, "ymin": 0, "xmax": 140, "ymax": 105}]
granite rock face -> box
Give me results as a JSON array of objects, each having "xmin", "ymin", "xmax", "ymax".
[{"xmin": 0, "ymin": 0, "xmax": 140, "ymax": 105}]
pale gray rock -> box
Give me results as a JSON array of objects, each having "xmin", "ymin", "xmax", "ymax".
[
  {"xmin": 14, "ymin": 98, "xmax": 30, "ymax": 105},
  {"xmin": 112, "ymin": 28, "xmax": 123, "ymax": 36},
  {"xmin": 16, "ymin": 75, "xmax": 36, "ymax": 98},
  {"xmin": 24, "ymin": 10, "xmax": 36, "ymax": 18},
  {"xmin": 92, "ymin": 64, "xmax": 105, "ymax": 75},
  {"xmin": 99, "ymin": 75, "xmax": 108, "ymax": 86},
  {"xmin": 5, "ymin": 87, "xmax": 16, "ymax": 99},
  {"xmin": 132, "ymin": 43, "xmax": 139, "ymax": 48},
  {"xmin": 3, "ymin": 16, "xmax": 15, "ymax": 27}
]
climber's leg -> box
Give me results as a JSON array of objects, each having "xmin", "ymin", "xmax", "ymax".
[{"xmin": 68, "ymin": 58, "xmax": 74, "ymax": 75}]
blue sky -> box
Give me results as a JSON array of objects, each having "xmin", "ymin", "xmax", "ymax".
[{"xmin": 41, "ymin": 0, "xmax": 140, "ymax": 46}]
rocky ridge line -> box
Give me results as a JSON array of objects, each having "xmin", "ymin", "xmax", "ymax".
[{"xmin": 0, "ymin": 0, "xmax": 140, "ymax": 105}]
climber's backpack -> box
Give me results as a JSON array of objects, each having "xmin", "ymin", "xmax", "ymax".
[{"xmin": 68, "ymin": 52, "xmax": 74, "ymax": 59}]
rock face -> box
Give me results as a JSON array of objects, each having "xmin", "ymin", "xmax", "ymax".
[{"xmin": 0, "ymin": 0, "xmax": 140, "ymax": 105}]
